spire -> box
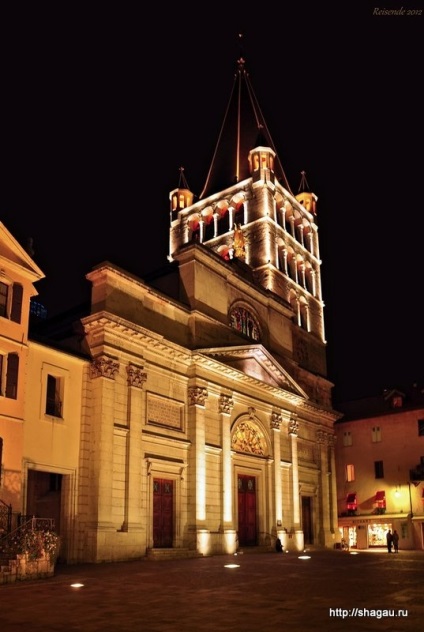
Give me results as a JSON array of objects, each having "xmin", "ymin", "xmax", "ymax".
[
  {"xmin": 169, "ymin": 166, "xmax": 194, "ymax": 220},
  {"xmin": 199, "ymin": 42, "xmax": 292, "ymax": 199},
  {"xmin": 298, "ymin": 170, "xmax": 310, "ymax": 193},
  {"xmin": 177, "ymin": 166, "xmax": 191, "ymax": 191},
  {"xmin": 295, "ymin": 171, "xmax": 317, "ymax": 215}
]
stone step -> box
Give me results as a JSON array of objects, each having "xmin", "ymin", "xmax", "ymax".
[
  {"xmin": 146, "ymin": 548, "xmax": 203, "ymax": 561},
  {"xmin": 237, "ymin": 545, "xmax": 274, "ymax": 555}
]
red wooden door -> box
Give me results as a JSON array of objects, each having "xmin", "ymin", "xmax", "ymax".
[
  {"xmin": 153, "ymin": 479, "xmax": 173, "ymax": 548},
  {"xmin": 238, "ymin": 475, "xmax": 257, "ymax": 546}
]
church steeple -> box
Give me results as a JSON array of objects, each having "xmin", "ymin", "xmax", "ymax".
[
  {"xmin": 168, "ymin": 51, "xmax": 325, "ymax": 348},
  {"xmin": 295, "ymin": 171, "xmax": 317, "ymax": 215},
  {"xmin": 199, "ymin": 51, "xmax": 291, "ymax": 200},
  {"xmin": 169, "ymin": 167, "xmax": 194, "ymax": 218}
]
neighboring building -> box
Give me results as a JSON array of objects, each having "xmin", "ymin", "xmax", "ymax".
[
  {"xmin": 0, "ymin": 222, "xmax": 44, "ymax": 527},
  {"xmin": 335, "ymin": 386, "xmax": 424, "ymax": 550},
  {"xmin": 2, "ymin": 54, "xmax": 341, "ymax": 563},
  {"xmin": 0, "ymin": 222, "xmax": 87, "ymax": 562},
  {"xmin": 23, "ymin": 338, "xmax": 86, "ymax": 562}
]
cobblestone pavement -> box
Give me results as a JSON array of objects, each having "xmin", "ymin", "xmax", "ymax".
[{"xmin": 1, "ymin": 548, "xmax": 423, "ymax": 631}]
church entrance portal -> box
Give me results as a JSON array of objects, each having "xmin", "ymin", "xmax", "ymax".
[
  {"xmin": 153, "ymin": 478, "xmax": 173, "ymax": 548},
  {"xmin": 302, "ymin": 496, "xmax": 313, "ymax": 545},
  {"xmin": 238, "ymin": 474, "xmax": 257, "ymax": 546}
]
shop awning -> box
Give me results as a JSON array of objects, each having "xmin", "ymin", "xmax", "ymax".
[
  {"xmin": 375, "ymin": 490, "xmax": 386, "ymax": 507},
  {"xmin": 346, "ymin": 493, "xmax": 357, "ymax": 510}
]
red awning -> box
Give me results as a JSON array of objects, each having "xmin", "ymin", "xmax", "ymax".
[{"xmin": 375, "ymin": 491, "xmax": 385, "ymax": 501}]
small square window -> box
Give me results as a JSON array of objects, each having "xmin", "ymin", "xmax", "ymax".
[
  {"xmin": 374, "ymin": 460, "xmax": 384, "ymax": 479},
  {"xmin": 418, "ymin": 420, "xmax": 424, "ymax": 436},
  {"xmin": 46, "ymin": 375, "xmax": 63, "ymax": 418},
  {"xmin": 343, "ymin": 431, "xmax": 352, "ymax": 446},
  {"xmin": 372, "ymin": 426, "xmax": 381, "ymax": 442}
]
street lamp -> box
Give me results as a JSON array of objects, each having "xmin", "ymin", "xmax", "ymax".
[{"xmin": 394, "ymin": 482, "xmax": 413, "ymax": 516}]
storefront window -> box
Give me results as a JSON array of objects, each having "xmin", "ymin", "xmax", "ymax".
[{"xmin": 368, "ymin": 522, "xmax": 391, "ymax": 547}]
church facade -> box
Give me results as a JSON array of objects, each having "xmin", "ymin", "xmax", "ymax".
[{"xmin": 1, "ymin": 56, "xmax": 340, "ymax": 564}]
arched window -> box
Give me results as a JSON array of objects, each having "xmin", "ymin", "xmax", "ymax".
[{"xmin": 229, "ymin": 306, "xmax": 260, "ymax": 341}]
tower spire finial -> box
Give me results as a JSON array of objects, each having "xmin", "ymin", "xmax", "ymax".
[{"xmin": 237, "ymin": 32, "xmax": 245, "ymax": 68}]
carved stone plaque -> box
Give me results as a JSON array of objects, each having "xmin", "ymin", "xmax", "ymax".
[{"xmin": 147, "ymin": 393, "xmax": 184, "ymax": 430}]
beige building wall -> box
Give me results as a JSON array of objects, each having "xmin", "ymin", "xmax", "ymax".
[
  {"xmin": 69, "ymin": 259, "xmax": 338, "ymax": 563},
  {"xmin": 335, "ymin": 398, "xmax": 424, "ymax": 550},
  {"xmin": 23, "ymin": 340, "xmax": 86, "ymax": 562},
  {"xmin": 0, "ymin": 222, "xmax": 44, "ymax": 518}
]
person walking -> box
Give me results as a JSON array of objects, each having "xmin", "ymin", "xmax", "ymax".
[
  {"xmin": 392, "ymin": 529, "xmax": 399, "ymax": 553},
  {"xmin": 386, "ymin": 529, "xmax": 393, "ymax": 553}
]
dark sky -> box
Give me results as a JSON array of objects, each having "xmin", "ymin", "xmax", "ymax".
[{"xmin": 2, "ymin": 3, "xmax": 423, "ymax": 404}]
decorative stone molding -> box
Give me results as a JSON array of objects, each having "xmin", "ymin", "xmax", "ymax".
[
  {"xmin": 219, "ymin": 394, "xmax": 234, "ymax": 415},
  {"xmin": 288, "ymin": 415, "xmax": 299, "ymax": 436},
  {"xmin": 327, "ymin": 434, "xmax": 336, "ymax": 447},
  {"xmin": 271, "ymin": 411, "xmax": 283, "ymax": 430},
  {"xmin": 188, "ymin": 386, "xmax": 208, "ymax": 407},
  {"xmin": 232, "ymin": 420, "xmax": 266, "ymax": 456},
  {"xmin": 90, "ymin": 355, "xmax": 119, "ymax": 380},
  {"xmin": 316, "ymin": 430, "xmax": 326, "ymax": 444},
  {"xmin": 126, "ymin": 364, "xmax": 147, "ymax": 388},
  {"xmin": 316, "ymin": 430, "xmax": 335, "ymax": 445}
]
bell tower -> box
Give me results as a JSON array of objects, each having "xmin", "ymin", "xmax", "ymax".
[{"xmin": 167, "ymin": 54, "xmax": 326, "ymax": 373}]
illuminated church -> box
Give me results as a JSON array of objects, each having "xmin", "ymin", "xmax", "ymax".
[{"xmin": 0, "ymin": 54, "xmax": 339, "ymax": 563}]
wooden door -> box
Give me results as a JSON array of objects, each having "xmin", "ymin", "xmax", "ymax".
[
  {"xmin": 153, "ymin": 479, "xmax": 173, "ymax": 548},
  {"xmin": 238, "ymin": 475, "xmax": 257, "ymax": 546},
  {"xmin": 301, "ymin": 496, "xmax": 313, "ymax": 544}
]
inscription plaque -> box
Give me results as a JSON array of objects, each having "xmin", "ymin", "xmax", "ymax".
[{"xmin": 147, "ymin": 393, "xmax": 183, "ymax": 430}]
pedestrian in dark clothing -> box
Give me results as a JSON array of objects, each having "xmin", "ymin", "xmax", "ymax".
[
  {"xmin": 275, "ymin": 538, "xmax": 283, "ymax": 553},
  {"xmin": 386, "ymin": 529, "xmax": 393, "ymax": 553},
  {"xmin": 392, "ymin": 530, "xmax": 399, "ymax": 553}
]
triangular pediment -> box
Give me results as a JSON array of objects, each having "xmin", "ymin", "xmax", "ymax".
[
  {"xmin": 198, "ymin": 344, "xmax": 308, "ymax": 399},
  {"xmin": 0, "ymin": 222, "xmax": 45, "ymax": 281}
]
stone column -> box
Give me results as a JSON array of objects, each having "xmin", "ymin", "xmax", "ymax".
[
  {"xmin": 289, "ymin": 415, "xmax": 304, "ymax": 551},
  {"xmin": 89, "ymin": 355, "xmax": 119, "ymax": 532},
  {"xmin": 316, "ymin": 429, "xmax": 330, "ymax": 546},
  {"xmin": 329, "ymin": 434, "xmax": 338, "ymax": 537},
  {"xmin": 219, "ymin": 394, "xmax": 236, "ymax": 553},
  {"xmin": 188, "ymin": 385, "xmax": 208, "ymax": 553},
  {"xmin": 122, "ymin": 363, "xmax": 147, "ymax": 531},
  {"xmin": 219, "ymin": 394, "xmax": 234, "ymax": 525},
  {"xmin": 289, "ymin": 416, "xmax": 300, "ymax": 526},
  {"xmin": 271, "ymin": 411, "xmax": 283, "ymax": 527}
]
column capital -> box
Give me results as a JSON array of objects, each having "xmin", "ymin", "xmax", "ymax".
[
  {"xmin": 271, "ymin": 411, "xmax": 283, "ymax": 430},
  {"xmin": 219, "ymin": 394, "xmax": 234, "ymax": 415},
  {"xmin": 288, "ymin": 415, "xmax": 299, "ymax": 436},
  {"xmin": 126, "ymin": 363, "xmax": 147, "ymax": 388},
  {"xmin": 90, "ymin": 354, "xmax": 119, "ymax": 380},
  {"xmin": 188, "ymin": 386, "xmax": 208, "ymax": 407},
  {"xmin": 316, "ymin": 429, "xmax": 335, "ymax": 445}
]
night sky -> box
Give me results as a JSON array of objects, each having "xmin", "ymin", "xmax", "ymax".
[{"xmin": 2, "ymin": 3, "xmax": 423, "ymax": 404}]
